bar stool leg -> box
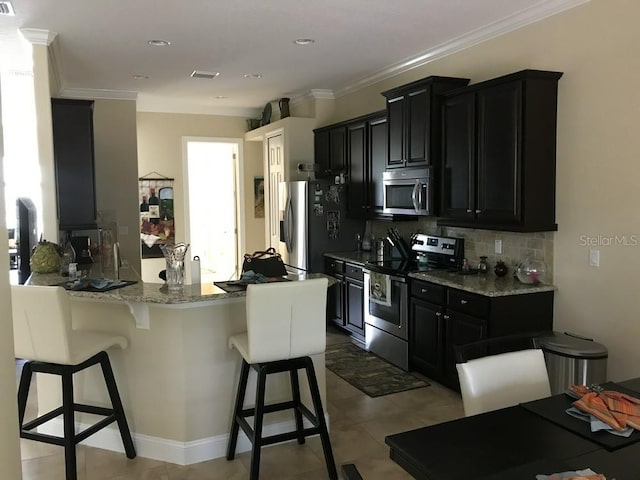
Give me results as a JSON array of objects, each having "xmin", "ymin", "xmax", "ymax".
[
  {"xmin": 289, "ymin": 367, "xmax": 306, "ymax": 445},
  {"xmin": 304, "ymin": 357, "xmax": 338, "ymax": 480},
  {"xmin": 61, "ymin": 367, "xmax": 77, "ymax": 480},
  {"xmin": 249, "ymin": 365, "xmax": 268, "ymax": 480},
  {"xmin": 99, "ymin": 352, "xmax": 136, "ymax": 458},
  {"xmin": 226, "ymin": 359, "xmax": 250, "ymax": 460},
  {"xmin": 17, "ymin": 361, "xmax": 33, "ymax": 427}
]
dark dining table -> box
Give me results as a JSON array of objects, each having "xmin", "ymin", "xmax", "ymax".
[{"xmin": 385, "ymin": 378, "xmax": 640, "ymax": 480}]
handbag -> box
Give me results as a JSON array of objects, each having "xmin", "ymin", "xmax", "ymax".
[{"xmin": 242, "ymin": 248, "xmax": 287, "ymax": 277}]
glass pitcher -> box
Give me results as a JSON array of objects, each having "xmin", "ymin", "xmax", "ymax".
[{"xmin": 160, "ymin": 243, "xmax": 190, "ymax": 292}]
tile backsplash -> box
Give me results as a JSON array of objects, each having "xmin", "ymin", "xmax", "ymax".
[{"xmin": 369, "ymin": 218, "xmax": 554, "ymax": 282}]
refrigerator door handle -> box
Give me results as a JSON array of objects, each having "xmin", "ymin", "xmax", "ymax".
[
  {"xmin": 411, "ymin": 180, "xmax": 420, "ymax": 213},
  {"xmin": 285, "ymin": 196, "xmax": 294, "ymax": 253}
]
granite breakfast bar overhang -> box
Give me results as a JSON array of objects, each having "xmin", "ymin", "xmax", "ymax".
[{"xmin": 24, "ymin": 274, "xmax": 332, "ymax": 465}]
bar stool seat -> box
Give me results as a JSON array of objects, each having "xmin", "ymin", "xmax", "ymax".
[
  {"xmin": 12, "ymin": 285, "xmax": 136, "ymax": 480},
  {"xmin": 226, "ymin": 278, "xmax": 337, "ymax": 480}
]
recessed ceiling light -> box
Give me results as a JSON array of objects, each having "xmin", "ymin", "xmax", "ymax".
[
  {"xmin": 132, "ymin": 74, "xmax": 149, "ymax": 80},
  {"xmin": 244, "ymin": 74, "xmax": 262, "ymax": 79},
  {"xmin": 294, "ymin": 38, "xmax": 315, "ymax": 45},
  {"xmin": 147, "ymin": 39, "xmax": 171, "ymax": 46},
  {"xmin": 215, "ymin": 96, "xmax": 228, "ymax": 99}
]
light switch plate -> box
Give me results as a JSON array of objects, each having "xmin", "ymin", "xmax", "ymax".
[
  {"xmin": 589, "ymin": 249, "xmax": 600, "ymax": 267},
  {"xmin": 495, "ymin": 239, "xmax": 503, "ymax": 254}
]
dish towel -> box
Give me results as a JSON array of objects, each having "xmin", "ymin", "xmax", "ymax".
[
  {"xmin": 569, "ymin": 384, "xmax": 640, "ymax": 432},
  {"xmin": 536, "ymin": 470, "xmax": 605, "ymax": 480},
  {"xmin": 369, "ymin": 272, "xmax": 391, "ymax": 306}
]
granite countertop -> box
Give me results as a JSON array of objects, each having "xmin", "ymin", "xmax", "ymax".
[
  {"xmin": 324, "ymin": 251, "xmax": 373, "ymax": 266},
  {"xmin": 27, "ymin": 272, "xmax": 334, "ymax": 305},
  {"xmin": 324, "ymin": 251, "xmax": 555, "ymax": 297},
  {"xmin": 408, "ymin": 270, "xmax": 555, "ymax": 297}
]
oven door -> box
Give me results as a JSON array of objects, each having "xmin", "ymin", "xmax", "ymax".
[
  {"xmin": 364, "ymin": 271, "xmax": 409, "ymax": 370},
  {"xmin": 383, "ymin": 176, "xmax": 431, "ymax": 216}
]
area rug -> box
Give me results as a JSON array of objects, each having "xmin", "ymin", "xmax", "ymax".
[{"xmin": 325, "ymin": 342, "xmax": 429, "ymax": 397}]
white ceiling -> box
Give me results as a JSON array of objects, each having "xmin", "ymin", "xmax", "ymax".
[{"xmin": 0, "ymin": 0, "xmax": 586, "ymax": 117}]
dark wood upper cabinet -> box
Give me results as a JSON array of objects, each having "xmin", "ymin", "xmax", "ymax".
[
  {"xmin": 438, "ymin": 70, "xmax": 563, "ymax": 232},
  {"xmin": 314, "ymin": 125, "xmax": 346, "ymax": 178},
  {"xmin": 51, "ymin": 99, "xmax": 97, "ymax": 230},
  {"xmin": 382, "ymin": 76, "xmax": 470, "ymax": 170},
  {"xmin": 316, "ymin": 111, "xmax": 388, "ymax": 220},
  {"xmin": 345, "ymin": 111, "xmax": 388, "ymax": 219}
]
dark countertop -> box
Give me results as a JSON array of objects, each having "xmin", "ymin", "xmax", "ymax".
[{"xmin": 324, "ymin": 251, "xmax": 555, "ymax": 297}]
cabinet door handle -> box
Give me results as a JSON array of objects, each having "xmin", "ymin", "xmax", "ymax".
[
  {"xmin": 421, "ymin": 288, "xmax": 428, "ymax": 293},
  {"xmin": 435, "ymin": 312, "xmax": 442, "ymax": 317},
  {"xmin": 443, "ymin": 314, "xmax": 450, "ymax": 320},
  {"xmin": 475, "ymin": 209, "xmax": 481, "ymax": 214},
  {"xmin": 466, "ymin": 209, "xmax": 473, "ymax": 213},
  {"xmin": 460, "ymin": 299, "xmax": 468, "ymax": 305}
]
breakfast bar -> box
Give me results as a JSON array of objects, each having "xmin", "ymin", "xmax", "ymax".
[{"xmin": 24, "ymin": 273, "xmax": 331, "ymax": 465}]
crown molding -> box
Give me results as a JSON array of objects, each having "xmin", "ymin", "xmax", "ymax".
[
  {"xmin": 335, "ymin": 0, "xmax": 590, "ymax": 98},
  {"xmin": 136, "ymin": 96, "xmax": 260, "ymax": 117},
  {"xmin": 58, "ymin": 87, "xmax": 138, "ymax": 101},
  {"xmin": 19, "ymin": 28, "xmax": 57, "ymax": 46},
  {"xmin": 47, "ymin": 35, "xmax": 62, "ymax": 96},
  {"xmin": 291, "ymin": 89, "xmax": 335, "ymax": 107}
]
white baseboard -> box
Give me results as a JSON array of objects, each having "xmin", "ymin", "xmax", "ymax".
[{"xmin": 38, "ymin": 414, "xmax": 328, "ymax": 466}]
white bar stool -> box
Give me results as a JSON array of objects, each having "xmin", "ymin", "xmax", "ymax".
[
  {"xmin": 226, "ymin": 278, "xmax": 337, "ymax": 480},
  {"xmin": 12, "ymin": 285, "xmax": 136, "ymax": 480}
]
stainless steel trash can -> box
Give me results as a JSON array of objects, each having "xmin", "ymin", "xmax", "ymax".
[{"xmin": 534, "ymin": 332, "xmax": 608, "ymax": 395}]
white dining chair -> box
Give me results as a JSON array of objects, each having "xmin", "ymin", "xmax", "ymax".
[{"xmin": 456, "ymin": 348, "xmax": 551, "ymax": 416}]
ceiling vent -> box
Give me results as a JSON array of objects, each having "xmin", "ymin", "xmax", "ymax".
[
  {"xmin": 190, "ymin": 70, "xmax": 220, "ymax": 79},
  {"xmin": 0, "ymin": 1, "xmax": 15, "ymax": 15}
]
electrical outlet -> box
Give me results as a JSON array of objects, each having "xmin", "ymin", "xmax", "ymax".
[
  {"xmin": 589, "ymin": 249, "xmax": 600, "ymax": 267},
  {"xmin": 495, "ymin": 239, "xmax": 503, "ymax": 255}
]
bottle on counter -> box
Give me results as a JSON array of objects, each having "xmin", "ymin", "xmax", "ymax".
[
  {"xmin": 478, "ymin": 256, "xmax": 489, "ymax": 274},
  {"xmin": 494, "ymin": 260, "xmax": 508, "ymax": 277},
  {"xmin": 60, "ymin": 234, "xmax": 76, "ymax": 276}
]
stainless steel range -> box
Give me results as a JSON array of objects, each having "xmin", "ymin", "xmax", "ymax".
[{"xmin": 363, "ymin": 234, "xmax": 464, "ymax": 371}]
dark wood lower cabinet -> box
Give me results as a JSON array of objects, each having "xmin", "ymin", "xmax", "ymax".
[
  {"xmin": 409, "ymin": 299, "xmax": 445, "ymax": 380},
  {"xmin": 409, "ymin": 278, "xmax": 553, "ymax": 391},
  {"xmin": 325, "ymin": 258, "xmax": 365, "ymax": 343},
  {"xmin": 344, "ymin": 276, "xmax": 365, "ymax": 342}
]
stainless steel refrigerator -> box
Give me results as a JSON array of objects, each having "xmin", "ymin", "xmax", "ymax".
[{"xmin": 278, "ymin": 180, "xmax": 364, "ymax": 273}]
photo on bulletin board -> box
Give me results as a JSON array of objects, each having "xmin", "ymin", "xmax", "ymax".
[
  {"xmin": 254, "ymin": 176, "xmax": 265, "ymax": 218},
  {"xmin": 139, "ymin": 176, "xmax": 175, "ymax": 258}
]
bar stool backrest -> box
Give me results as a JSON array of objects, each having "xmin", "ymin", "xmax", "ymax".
[
  {"xmin": 245, "ymin": 278, "xmax": 328, "ymax": 363},
  {"xmin": 12, "ymin": 285, "xmax": 74, "ymax": 364}
]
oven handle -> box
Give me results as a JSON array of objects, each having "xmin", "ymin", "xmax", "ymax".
[{"xmin": 363, "ymin": 269, "xmax": 406, "ymax": 283}]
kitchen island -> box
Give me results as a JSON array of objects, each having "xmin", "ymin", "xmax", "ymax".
[{"xmin": 24, "ymin": 273, "xmax": 332, "ymax": 465}]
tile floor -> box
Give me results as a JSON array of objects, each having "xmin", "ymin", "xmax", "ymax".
[{"xmin": 18, "ymin": 327, "xmax": 464, "ymax": 479}]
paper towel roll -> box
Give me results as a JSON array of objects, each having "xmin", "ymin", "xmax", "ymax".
[{"xmin": 191, "ymin": 256, "xmax": 201, "ymax": 285}]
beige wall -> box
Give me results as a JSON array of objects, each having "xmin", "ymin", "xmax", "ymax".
[
  {"xmin": 336, "ymin": 0, "xmax": 640, "ymax": 380},
  {"xmin": 93, "ymin": 99, "xmax": 141, "ymax": 277},
  {"xmin": 136, "ymin": 112, "xmax": 265, "ymax": 281},
  {"xmin": 0, "ymin": 79, "xmax": 24, "ymax": 479}
]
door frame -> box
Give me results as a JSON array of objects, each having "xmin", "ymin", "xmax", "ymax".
[{"xmin": 181, "ymin": 136, "xmax": 245, "ymax": 282}]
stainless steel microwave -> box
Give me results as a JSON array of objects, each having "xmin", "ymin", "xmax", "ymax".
[{"xmin": 382, "ymin": 168, "xmax": 432, "ymax": 216}]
